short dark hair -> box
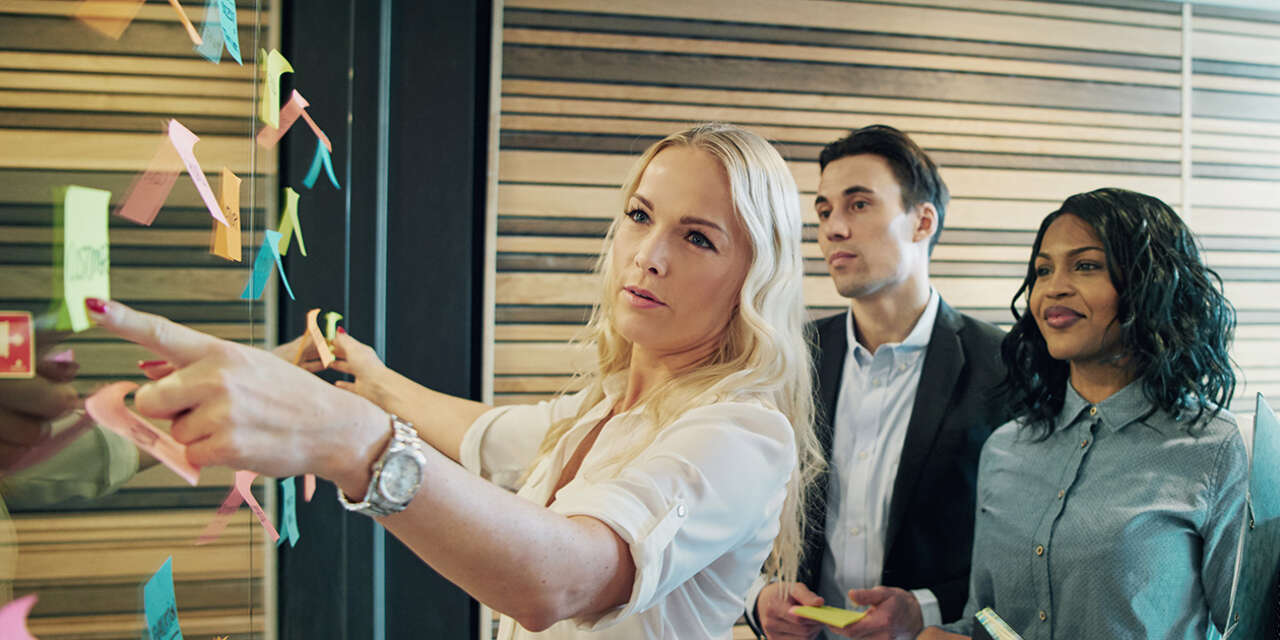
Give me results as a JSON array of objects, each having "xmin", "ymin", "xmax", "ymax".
[
  {"xmin": 999, "ymin": 188, "xmax": 1237, "ymax": 437},
  {"xmin": 818, "ymin": 125, "xmax": 949, "ymax": 252}
]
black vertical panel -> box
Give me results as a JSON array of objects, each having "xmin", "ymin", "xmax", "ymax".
[{"xmin": 277, "ymin": 0, "xmax": 487, "ymax": 638}]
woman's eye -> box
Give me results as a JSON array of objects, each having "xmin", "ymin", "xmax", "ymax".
[
  {"xmin": 1034, "ymin": 265, "xmax": 1051, "ymax": 277},
  {"xmin": 626, "ymin": 209, "xmax": 650, "ymax": 223},
  {"xmin": 1076, "ymin": 261, "xmax": 1101, "ymax": 271},
  {"xmin": 687, "ymin": 231, "xmax": 715, "ymax": 250}
]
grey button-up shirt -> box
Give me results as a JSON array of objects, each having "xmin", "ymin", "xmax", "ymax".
[{"xmin": 944, "ymin": 379, "xmax": 1247, "ymax": 639}]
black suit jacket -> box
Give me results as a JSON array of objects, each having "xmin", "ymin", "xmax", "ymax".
[{"xmin": 799, "ymin": 299, "xmax": 1010, "ymax": 623}]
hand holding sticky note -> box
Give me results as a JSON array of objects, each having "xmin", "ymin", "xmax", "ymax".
[
  {"xmin": 85, "ymin": 381, "xmax": 200, "ymax": 485},
  {"xmin": 790, "ymin": 605, "xmax": 868, "ymax": 628}
]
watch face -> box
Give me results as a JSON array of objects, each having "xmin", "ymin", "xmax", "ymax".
[{"xmin": 378, "ymin": 453, "xmax": 423, "ymax": 503}]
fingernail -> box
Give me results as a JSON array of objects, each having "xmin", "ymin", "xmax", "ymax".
[
  {"xmin": 138, "ymin": 360, "xmax": 167, "ymax": 369},
  {"xmin": 336, "ymin": 326, "xmax": 346, "ymax": 334},
  {"xmin": 85, "ymin": 298, "xmax": 107, "ymax": 314}
]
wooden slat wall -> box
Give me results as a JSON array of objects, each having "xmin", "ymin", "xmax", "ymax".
[
  {"xmin": 0, "ymin": 1, "xmax": 271, "ymax": 637},
  {"xmin": 492, "ymin": 0, "xmax": 1280, "ymax": 423}
]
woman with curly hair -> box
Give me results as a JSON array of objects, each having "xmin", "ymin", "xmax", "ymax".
[{"xmin": 922, "ymin": 188, "xmax": 1247, "ymax": 639}]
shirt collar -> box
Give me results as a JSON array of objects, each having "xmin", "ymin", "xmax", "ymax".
[
  {"xmin": 844, "ymin": 288, "xmax": 940, "ymax": 360},
  {"xmin": 1056, "ymin": 377, "xmax": 1155, "ymax": 434}
]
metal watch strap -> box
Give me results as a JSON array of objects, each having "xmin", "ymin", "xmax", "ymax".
[{"xmin": 337, "ymin": 414, "xmax": 424, "ymax": 517}]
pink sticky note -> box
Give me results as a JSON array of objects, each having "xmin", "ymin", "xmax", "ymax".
[
  {"xmin": 5, "ymin": 411, "xmax": 95, "ymax": 474},
  {"xmin": 304, "ymin": 473, "xmax": 315, "ymax": 501},
  {"xmin": 256, "ymin": 91, "xmax": 332, "ymax": 152},
  {"xmin": 236, "ymin": 470, "xmax": 280, "ymax": 542},
  {"xmin": 50, "ymin": 348, "xmax": 74, "ymax": 364},
  {"xmin": 196, "ymin": 470, "xmax": 279, "ymax": 545},
  {"xmin": 85, "ymin": 381, "xmax": 200, "ymax": 485},
  {"xmin": 0, "ymin": 594, "xmax": 38, "ymax": 640},
  {"xmin": 114, "ymin": 133, "xmax": 182, "ymax": 226},
  {"xmin": 167, "ymin": 119, "xmax": 229, "ymax": 227}
]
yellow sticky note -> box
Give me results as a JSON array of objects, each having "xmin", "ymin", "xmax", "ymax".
[
  {"xmin": 791, "ymin": 606, "xmax": 868, "ymax": 628},
  {"xmin": 276, "ymin": 187, "xmax": 305, "ymax": 256},
  {"xmin": 258, "ymin": 49, "xmax": 294, "ymax": 129},
  {"xmin": 58, "ymin": 186, "xmax": 112, "ymax": 332},
  {"xmin": 211, "ymin": 167, "xmax": 242, "ymax": 261},
  {"xmin": 324, "ymin": 311, "xmax": 343, "ymax": 343}
]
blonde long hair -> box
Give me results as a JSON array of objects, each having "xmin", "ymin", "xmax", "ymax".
[{"xmin": 532, "ymin": 123, "xmax": 822, "ymax": 585}]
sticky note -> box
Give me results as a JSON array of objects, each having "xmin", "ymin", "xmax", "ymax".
[
  {"xmin": 75, "ymin": 0, "xmax": 146, "ymax": 40},
  {"xmin": 240, "ymin": 229, "xmax": 295, "ymax": 300},
  {"xmin": 210, "ymin": 167, "xmax": 242, "ymax": 261},
  {"xmin": 0, "ymin": 311, "xmax": 34, "ymax": 379},
  {"xmin": 198, "ymin": 471, "xmax": 279, "ymax": 544},
  {"xmin": 258, "ymin": 49, "xmax": 294, "ymax": 129},
  {"xmin": 50, "ymin": 348, "xmax": 74, "ymax": 364},
  {"xmin": 297, "ymin": 308, "xmax": 334, "ymax": 368},
  {"xmin": 304, "ymin": 473, "xmax": 316, "ymax": 501},
  {"xmin": 256, "ymin": 90, "xmax": 332, "ymax": 152},
  {"xmin": 167, "ymin": 0, "xmax": 203, "ymax": 46},
  {"xmin": 193, "ymin": 0, "xmax": 223, "ymax": 63},
  {"xmin": 302, "ymin": 138, "xmax": 340, "ymax": 190},
  {"xmin": 115, "ymin": 132, "xmax": 183, "ymax": 226},
  {"xmin": 218, "ymin": 0, "xmax": 241, "ymax": 63},
  {"xmin": 144, "ymin": 557, "xmax": 184, "ymax": 640},
  {"xmin": 324, "ymin": 311, "xmax": 342, "ymax": 343},
  {"xmin": 278, "ymin": 477, "xmax": 300, "ymax": 547},
  {"xmin": 791, "ymin": 606, "xmax": 868, "ymax": 628},
  {"xmin": 0, "ymin": 594, "xmax": 39, "ymax": 640},
  {"xmin": 276, "ymin": 187, "xmax": 305, "ymax": 257},
  {"xmin": 58, "ymin": 186, "xmax": 112, "ymax": 333},
  {"xmin": 85, "ymin": 381, "xmax": 200, "ymax": 485},
  {"xmin": 168, "ymin": 119, "xmax": 229, "ymax": 227}
]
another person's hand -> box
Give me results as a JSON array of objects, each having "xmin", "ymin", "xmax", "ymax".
[
  {"xmin": 757, "ymin": 581, "xmax": 824, "ymax": 639},
  {"xmin": 916, "ymin": 628, "xmax": 968, "ymax": 640},
  {"xmin": 0, "ymin": 341, "xmax": 82, "ymax": 469},
  {"xmin": 329, "ymin": 330, "xmax": 393, "ymax": 407},
  {"xmin": 87, "ymin": 299, "xmax": 388, "ymax": 487},
  {"xmin": 826, "ymin": 586, "xmax": 923, "ymax": 639}
]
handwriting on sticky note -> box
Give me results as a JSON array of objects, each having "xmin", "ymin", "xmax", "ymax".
[
  {"xmin": 258, "ymin": 49, "xmax": 294, "ymax": 129},
  {"xmin": 276, "ymin": 187, "xmax": 305, "ymax": 257},
  {"xmin": 168, "ymin": 119, "xmax": 229, "ymax": 227},
  {"xmin": 211, "ymin": 167, "xmax": 242, "ymax": 261},
  {"xmin": 791, "ymin": 606, "xmax": 868, "ymax": 628},
  {"xmin": 75, "ymin": 0, "xmax": 146, "ymax": 40},
  {"xmin": 218, "ymin": 0, "xmax": 241, "ymax": 63},
  {"xmin": 85, "ymin": 381, "xmax": 199, "ymax": 485},
  {"xmin": 278, "ymin": 476, "xmax": 300, "ymax": 547},
  {"xmin": 144, "ymin": 557, "xmax": 184, "ymax": 640},
  {"xmin": 115, "ymin": 132, "xmax": 183, "ymax": 226},
  {"xmin": 199, "ymin": 471, "xmax": 279, "ymax": 544},
  {"xmin": 303, "ymin": 138, "xmax": 341, "ymax": 190},
  {"xmin": 240, "ymin": 229, "xmax": 295, "ymax": 300},
  {"xmin": 0, "ymin": 594, "xmax": 38, "ymax": 640},
  {"xmin": 298, "ymin": 308, "xmax": 334, "ymax": 368},
  {"xmin": 61, "ymin": 186, "xmax": 112, "ymax": 333}
]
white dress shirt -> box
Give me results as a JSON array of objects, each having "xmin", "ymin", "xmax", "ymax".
[
  {"xmin": 817, "ymin": 290, "xmax": 942, "ymax": 630},
  {"xmin": 460, "ymin": 374, "xmax": 797, "ymax": 639}
]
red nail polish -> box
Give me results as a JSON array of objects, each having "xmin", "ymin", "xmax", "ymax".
[
  {"xmin": 138, "ymin": 360, "xmax": 167, "ymax": 368},
  {"xmin": 336, "ymin": 326, "xmax": 347, "ymax": 334},
  {"xmin": 85, "ymin": 298, "xmax": 107, "ymax": 314}
]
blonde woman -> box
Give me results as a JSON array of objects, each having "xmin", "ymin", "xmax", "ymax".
[{"xmin": 86, "ymin": 123, "xmax": 822, "ymax": 639}]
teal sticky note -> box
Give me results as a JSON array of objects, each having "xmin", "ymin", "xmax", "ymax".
[
  {"xmin": 302, "ymin": 138, "xmax": 340, "ymax": 190},
  {"xmin": 239, "ymin": 229, "xmax": 294, "ymax": 300},
  {"xmin": 143, "ymin": 556, "xmax": 183, "ymax": 640},
  {"xmin": 193, "ymin": 0, "xmax": 223, "ymax": 63},
  {"xmin": 219, "ymin": 0, "xmax": 242, "ymax": 65},
  {"xmin": 278, "ymin": 477, "xmax": 300, "ymax": 547}
]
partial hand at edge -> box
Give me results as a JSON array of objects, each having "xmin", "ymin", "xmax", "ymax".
[{"xmin": 757, "ymin": 581, "xmax": 824, "ymax": 640}]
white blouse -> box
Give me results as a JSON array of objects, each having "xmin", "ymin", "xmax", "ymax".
[{"xmin": 460, "ymin": 376, "xmax": 796, "ymax": 639}]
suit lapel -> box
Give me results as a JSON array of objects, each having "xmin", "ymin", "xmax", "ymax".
[
  {"xmin": 883, "ymin": 301, "xmax": 965, "ymax": 557},
  {"xmin": 801, "ymin": 312, "xmax": 848, "ymax": 586}
]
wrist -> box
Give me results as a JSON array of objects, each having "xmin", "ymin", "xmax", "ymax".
[{"xmin": 329, "ymin": 400, "xmax": 394, "ymax": 499}]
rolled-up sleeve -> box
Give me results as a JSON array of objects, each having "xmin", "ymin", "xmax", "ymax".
[
  {"xmin": 460, "ymin": 391, "xmax": 588, "ymax": 490},
  {"xmin": 547, "ymin": 401, "xmax": 796, "ymax": 630}
]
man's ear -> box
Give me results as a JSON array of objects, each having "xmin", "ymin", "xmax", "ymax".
[{"xmin": 911, "ymin": 202, "xmax": 938, "ymax": 245}]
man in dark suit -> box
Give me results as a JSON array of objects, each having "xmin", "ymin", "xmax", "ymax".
[{"xmin": 748, "ymin": 126, "xmax": 1010, "ymax": 639}]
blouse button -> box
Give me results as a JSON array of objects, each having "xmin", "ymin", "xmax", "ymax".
[
  {"xmin": 1035, "ymin": 545, "xmax": 1044, "ymax": 556},
  {"xmin": 1081, "ymin": 439, "xmax": 1090, "ymax": 448},
  {"xmin": 1057, "ymin": 490, "xmax": 1065, "ymax": 499},
  {"xmin": 1088, "ymin": 406, "xmax": 1097, "ymax": 416},
  {"xmin": 676, "ymin": 504, "xmax": 687, "ymax": 517},
  {"xmin": 1039, "ymin": 610, "xmax": 1048, "ymax": 621}
]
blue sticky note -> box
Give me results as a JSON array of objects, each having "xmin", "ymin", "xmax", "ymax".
[
  {"xmin": 143, "ymin": 557, "xmax": 183, "ymax": 640},
  {"xmin": 193, "ymin": 0, "xmax": 224, "ymax": 64},
  {"xmin": 239, "ymin": 229, "xmax": 295, "ymax": 300},
  {"xmin": 219, "ymin": 0, "xmax": 242, "ymax": 65},
  {"xmin": 302, "ymin": 139, "xmax": 340, "ymax": 190},
  {"xmin": 278, "ymin": 477, "xmax": 300, "ymax": 547}
]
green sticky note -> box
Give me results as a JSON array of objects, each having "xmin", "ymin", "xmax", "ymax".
[
  {"xmin": 323, "ymin": 311, "xmax": 343, "ymax": 342},
  {"xmin": 791, "ymin": 605, "xmax": 868, "ymax": 628},
  {"xmin": 53, "ymin": 186, "xmax": 111, "ymax": 332}
]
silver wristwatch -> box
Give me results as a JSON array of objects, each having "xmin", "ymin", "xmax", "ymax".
[{"xmin": 337, "ymin": 414, "xmax": 428, "ymax": 517}]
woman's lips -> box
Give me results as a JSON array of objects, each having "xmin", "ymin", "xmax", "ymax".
[
  {"xmin": 1043, "ymin": 306, "xmax": 1083, "ymax": 329},
  {"xmin": 624, "ymin": 286, "xmax": 665, "ymax": 308}
]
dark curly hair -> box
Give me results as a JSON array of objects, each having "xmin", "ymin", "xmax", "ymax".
[{"xmin": 999, "ymin": 188, "xmax": 1237, "ymax": 437}]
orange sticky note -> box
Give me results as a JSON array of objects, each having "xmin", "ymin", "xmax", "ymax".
[
  {"xmin": 295, "ymin": 308, "xmax": 334, "ymax": 368},
  {"xmin": 75, "ymin": 0, "xmax": 147, "ymax": 39},
  {"xmin": 256, "ymin": 90, "xmax": 332, "ymax": 152},
  {"xmin": 258, "ymin": 49, "xmax": 294, "ymax": 129},
  {"xmin": 197, "ymin": 470, "xmax": 279, "ymax": 544},
  {"xmin": 85, "ymin": 381, "xmax": 200, "ymax": 485},
  {"xmin": 276, "ymin": 187, "xmax": 304, "ymax": 256},
  {"xmin": 167, "ymin": 119, "xmax": 229, "ymax": 227},
  {"xmin": 167, "ymin": 0, "xmax": 204, "ymax": 45},
  {"xmin": 211, "ymin": 167, "xmax": 242, "ymax": 261},
  {"xmin": 0, "ymin": 594, "xmax": 38, "ymax": 640},
  {"xmin": 115, "ymin": 132, "xmax": 183, "ymax": 226}
]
